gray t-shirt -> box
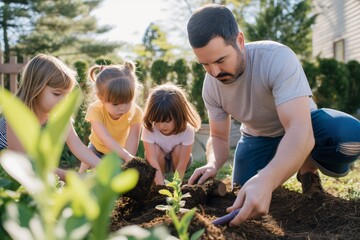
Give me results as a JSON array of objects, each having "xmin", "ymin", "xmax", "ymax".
[{"xmin": 203, "ymin": 41, "xmax": 317, "ymax": 137}]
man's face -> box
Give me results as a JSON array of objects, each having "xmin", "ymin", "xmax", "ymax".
[{"xmin": 193, "ymin": 34, "xmax": 246, "ymax": 84}]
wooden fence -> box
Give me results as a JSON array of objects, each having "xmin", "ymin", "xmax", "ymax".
[{"xmin": 0, "ymin": 55, "xmax": 29, "ymax": 93}]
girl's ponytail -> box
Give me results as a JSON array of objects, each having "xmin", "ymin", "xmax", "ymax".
[
  {"xmin": 87, "ymin": 65, "xmax": 102, "ymax": 83},
  {"xmin": 124, "ymin": 61, "xmax": 136, "ymax": 73}
]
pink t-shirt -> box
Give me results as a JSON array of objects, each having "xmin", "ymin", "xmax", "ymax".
[{"xmin": 141, "ymin": 124, "xmax": 195, "ymax": 154}]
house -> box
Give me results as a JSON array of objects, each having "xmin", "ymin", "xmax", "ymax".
[{"xmin": 312, "ymin": 0, "xmax": 360, "ymax": 62}]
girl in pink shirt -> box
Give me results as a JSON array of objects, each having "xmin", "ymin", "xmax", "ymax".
[{"xmin": 141, "ymin": 83, "xmax": 201, "ymax": 185}]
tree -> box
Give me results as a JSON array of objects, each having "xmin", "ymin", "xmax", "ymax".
[
  {"xmin": 139, "ymin": 22, "xmax": 174, "ymax": 60},
  {"xmin": 135, "ymin": 23, "xmax": 174, "ymax": 90},
  {"xmin": 11, "ymin": 0, "xmax": 119, "ymax": 59},
  {"xmin": 245, "ymin": 0, "xmax": 316, "ymax": 59},
  {"xmin": 0, "ymin": 0, "xmax": 33, "ymax": 60}
]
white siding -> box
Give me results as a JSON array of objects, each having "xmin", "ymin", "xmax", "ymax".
[{"xmin": 312, "ymin": 0, "xmax": 360, "ymax": 62}]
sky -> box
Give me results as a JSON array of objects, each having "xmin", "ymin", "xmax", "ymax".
[{"xmin": 93, "ymin": 0, "xmax": 174, "ymax": 45}]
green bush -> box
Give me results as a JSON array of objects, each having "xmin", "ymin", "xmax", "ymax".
[
  {"xmin": 95, "ymin": 58, "xmax": 113, "ymax": 66},
  {"xmin": 172, "ymin": 59, "xmax": 190, "ymax": 88},
  {"xmin": 346, "ymin": 60, "xmax": 360, "ymax": 113},
  {"xmin": 302, "ymin": 59, "xmax": 319, "ymax": 90},
  {"xmin": 151, "ymin": 59, "xmax": 170, "ymax": 85},
  {"xmin": 314, "ymin": 58, "xmax": 349, "ymax": 110},
  {"xmin": 191, "ymin": 62, "xmax": 207, "ymax": 123}
]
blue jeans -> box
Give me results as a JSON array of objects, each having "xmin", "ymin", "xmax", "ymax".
[
  {"xmin": 233, "ymin": 108, "xmax": 360, "ymax": 186},
  {"xmin": 88, "ymin": 142, "xmax": 104, "ymax": 159}
]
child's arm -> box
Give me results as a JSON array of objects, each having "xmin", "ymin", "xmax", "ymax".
[
  {"xmin": 124, "ymin": 123, "xmax": 141, "ymax": 156},
  {"xmin": 90, "ymin": 121, "xmax": 133, "ymax": 162},
  {"xmin": 143, "ymin": 141, "xmax": 165, "ymax": 185},
  {"xmin": 175, "ymin": 144, "xmax": 193, "ymax": 179},
  {"xmin": 7, "ymin": 122, "xmax": 80, "ymax": 180},
  {"xmin": 78, "ymin": 162, "xmax": 90, "ymax": 173},
  {"xmin": 66, "ymin": 123, "xmax": 101, "ymax": 168},
  {"xmin": 6, "ymin": 124, "xmax": 25, "ymax": 152}
]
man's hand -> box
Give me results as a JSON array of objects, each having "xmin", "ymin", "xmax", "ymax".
[
  {"xmin": 226, "ymin": 174, "xmax": 273, "ymax": 225},
  {"xmin": 188, "ymin": 164, "xmax": 218, "ymax": 184}
]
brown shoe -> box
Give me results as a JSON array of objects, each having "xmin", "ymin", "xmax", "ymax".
[{"xmin": 296, "ymin": 171, "xmax": 324, "ymax": 195}]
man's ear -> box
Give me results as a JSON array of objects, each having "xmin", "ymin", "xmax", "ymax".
[{"xmin": 236, "ymin": 32, "xmax": 245, "ymax": 51}]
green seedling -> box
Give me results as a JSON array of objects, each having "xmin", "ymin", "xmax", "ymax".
[
  {"xmin": 169, "ymin": 208, "xmax": 204, "ymax": 240},
  {"xmin": 155, "ymin": 171, "xmax": 204, "ymax": 240},
  {"xmin": 156, "ymin": 171, "xmax": 191, "ymax": 214}
]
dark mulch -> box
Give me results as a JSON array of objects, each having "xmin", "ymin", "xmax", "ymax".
[{"xmin": 110, "ymin": 158, "xmax": 360, "ymax": 239}]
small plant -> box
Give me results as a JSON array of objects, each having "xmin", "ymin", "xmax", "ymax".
[
  {"xmin": 156, "ymin": 171, "xmax": 191, "ymax": 214},
  {"xmin": 156, "ymin": 171, "xmax": 204, "ymax": 240},
  {"xmin": 169, "ymin": 208, "xmax": 204, "ymax": 240}
]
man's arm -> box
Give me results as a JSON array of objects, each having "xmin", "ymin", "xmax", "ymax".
[
  {"xmin": 188, "ymin": 115, "xmax": 231, "ymax": 184},
  {"xmin": 228, "ymin": 96, "xmax": 315, "ymax": 225}
]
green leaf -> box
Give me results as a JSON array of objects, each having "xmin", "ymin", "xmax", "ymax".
[
  {"xmin": 111, "ymin": 168, "xmax": 139, "ymax": 193},
  {"xmin": 4, "ymin": 202, "xmax": 38, "ymax": 240},
  {"xmin": 159, "ymin": 189, "xmax": 173, "ymax": 198},
  {"xmin": 180, "ymin": 208, "xmax": 196, "ymax": 230},
  {"xmin": 58, "ymin": 211, "xmax": 90, "ymax": 240},
  {"xmin": 182, "ymin": 192, "xmax": 192, "ymax": 199},
  {"xmin": 40, "ymin": 89, "xmax": 82, "ymax": 168},
  {"xmin": 0, "ymin": 89, "xmax": 40, "ymax": 158},
  {"xmin": 114, "ymin": 225, "xmax": 151, "ymax": 239},
  {"xmin": 190, "ymin": 229, "xmax": 205, "ymax": 240},
  {"xmin": 66, "ymin": 172, "xmax": 99, "ymax": 220},
  {"xmin": 96, "ymin": 153, "xmax": 122, "ymax": 186},
  {"xmin": 169, "ymin": 207, "xmax": 180, "ymax": 230},
  {"xmin": 155, "ymin": 205, "xmax": 170, "ymax": 211},
  {"xmin": 0, "ymin": 151, "xmax": 44, "ymax": 193}
]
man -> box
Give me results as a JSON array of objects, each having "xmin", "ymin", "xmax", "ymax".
[{"xmin": 187, "ymin": 4, "xmax": 360, "ymax": 226}]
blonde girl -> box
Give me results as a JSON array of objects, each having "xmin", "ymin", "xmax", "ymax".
[
  {"xmin": 79, "ymin": 61, "xmax": 142, "ymax": 172},
  {"xmin": 0, "ymin": 53, "xmax": 101, "ymax": 179},
  {"xmin": 141, "ymin": 83, "xmax": 201, "ymax": 185}
]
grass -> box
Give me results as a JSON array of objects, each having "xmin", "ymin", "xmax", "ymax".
[
  {"xmin": 186, "ymin": 148, "xmax": 360, "ymax": 201},
  {"xmin": 283, "ymin": 161, "xmax": 360, "ymax": 200}
]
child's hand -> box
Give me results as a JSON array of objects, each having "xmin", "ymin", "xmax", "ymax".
[
  {"xmin": 124, "ymin": 153, "xmax": 134, "ymax": 162},
  {"xmin": 155, "ymin": 172, "xmax": 165, "ymax": 185}
]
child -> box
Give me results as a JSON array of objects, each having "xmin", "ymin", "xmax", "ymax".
[
  {"xmin": 0, "ymin": 54, "xmax": 101, "ymax": 179},
  {"xmin": 141, "ymin": 83, "xmax": 201, "ymax": 185},
  {"xmin": 79, "ymin": 61, "xmax": 142, "ymax": 172}
]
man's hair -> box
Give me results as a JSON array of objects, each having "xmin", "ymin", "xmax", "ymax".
[{"xmin": 187, "ymin": 4, "xmax": 239, "ymax": 48}]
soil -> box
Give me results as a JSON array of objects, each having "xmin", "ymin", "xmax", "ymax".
[{"xmin": 111, "ymin": 158, "xmax": 360, "ymax": 239}]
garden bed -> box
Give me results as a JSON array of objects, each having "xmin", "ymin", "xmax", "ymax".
[{"xmin": 110, "ymin": 158, "xmax": 360, "ymax": 239}]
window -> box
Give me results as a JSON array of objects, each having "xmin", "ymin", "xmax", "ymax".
[{"xmin": 334, "ymin": 39, "xmax": 345, "ymax": 62}]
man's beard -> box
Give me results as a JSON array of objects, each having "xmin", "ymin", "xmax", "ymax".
[{"xmin": 217, "ymin": 47, "xmax": 245, "ymax": 85}]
